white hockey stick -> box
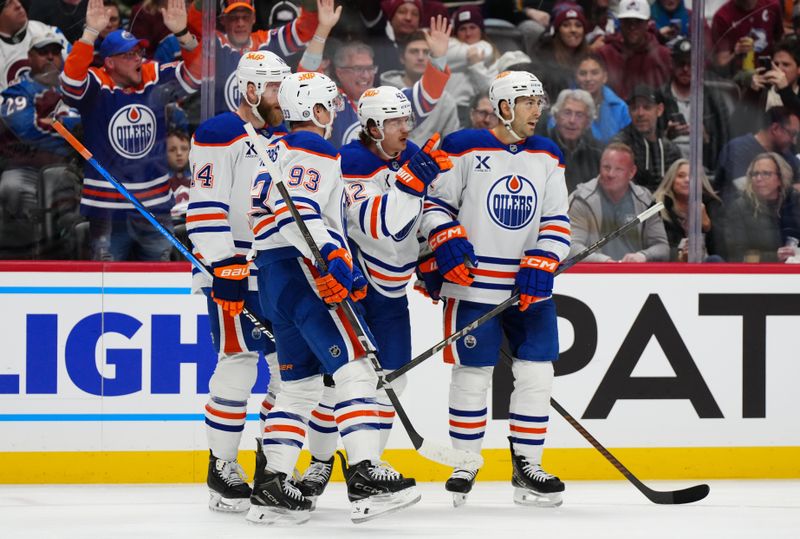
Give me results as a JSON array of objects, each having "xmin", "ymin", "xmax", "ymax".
[{"xmin": 244, "ymin": 123, "xmax": 483, "ymax": 470}]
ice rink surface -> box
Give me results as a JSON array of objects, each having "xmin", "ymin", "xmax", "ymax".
[{"xmin": 1, "ymin": 480, "xmax": 798, "ymax": 539}]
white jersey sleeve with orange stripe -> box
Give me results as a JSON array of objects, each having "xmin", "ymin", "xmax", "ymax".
[
  {"xmin": 187, "ymin": 112, "xmax": 286, "ymax": 291},
  {"xmin": 421, "ymin": 128, "xmax": 571, "ymax": 305},
  {"xmin": 340, "ymin": 140, "xmax": 424, "ymax": 297},
  {"xmin": 250, "ymin": 131, "xmax": 348, "ymax": 261}
]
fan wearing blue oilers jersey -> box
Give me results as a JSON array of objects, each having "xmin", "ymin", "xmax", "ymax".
[
  {"xmin": 247, "ymin": 72, "xmax": 420, "ymax": 525},
  {"xmin": 187, "ymin": 50, "xmax": 289, "ymax": 514},
  {"xmin": 298, "ymin": 86, "xmax": 452, "ymax": 503},
  {"xmin": 419, "ymin": 71, "xmax": 571, "ymax": 508}
]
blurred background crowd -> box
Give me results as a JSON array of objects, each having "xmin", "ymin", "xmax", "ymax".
[{"xmin": 1, "ymin": 0, "xmax": 800, "ymax": 263}]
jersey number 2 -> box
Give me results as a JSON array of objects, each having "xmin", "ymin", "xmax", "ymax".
[{"xmin": 192, "ymin": 163, "xmax": 214, "ymax": 188}]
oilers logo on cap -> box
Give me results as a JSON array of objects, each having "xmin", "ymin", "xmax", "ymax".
[
  {"xmin": 224, "ymin": 72, "xmax": 240, "ymax": 112},
  {"xmin": 486, "ymin": 174, "xmax": 537, "ymax": 230},
  {"xmin": 108, "ymin": 105, "xmax": 156, "ymax": 159}
]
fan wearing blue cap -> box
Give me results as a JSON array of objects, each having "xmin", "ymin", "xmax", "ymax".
[{"xmin": 58, "ymin": 0, "xmax": 203, "ymax": 261}]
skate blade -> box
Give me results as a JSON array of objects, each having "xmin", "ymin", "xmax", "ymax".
[
  {"xmin": 208, "ymin": 490, "xmax": 250, "ymax": 513},
  {"xmin": 451, "ymin": 493, "xmax": 468, "ymax": 508},
  {"xmin": 513, "ymin": 487, "xmax": 563, "ymax": 508},
  {"xmin": 351, "ymin": 486, "xmax": 422, "ymax": 524},
  {"xmin": 245, "ymin": 505, "xmax": 311, "ymax": 526}
]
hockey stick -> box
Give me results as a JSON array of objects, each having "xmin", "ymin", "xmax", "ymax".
[
  {"xmin": 244, "ymin": 123, "xmax": 483, "ymax": 470},
  {"xmin": 53, "ymin": 121, "xmax": 275, "ymax": 341},
  {"xmin": 497, "ymin": 348, "xmax": 709, "ymax": 505},
  {"xmin": 384, "ymin": 202, "xmax": 665, "ymax": 384}
]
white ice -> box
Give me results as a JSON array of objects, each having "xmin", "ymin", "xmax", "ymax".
[{"xmin": 1, "ymin": 481, "xmax": 798, "ymax": 539}]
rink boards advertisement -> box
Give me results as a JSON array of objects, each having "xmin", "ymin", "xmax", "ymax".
[{"xmin": 0, "ymin": 262, "xmax": 799, "ymax": 483}]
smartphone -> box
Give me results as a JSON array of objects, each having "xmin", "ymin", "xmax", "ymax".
[
  {"xmin": 757, "ymin": 55, "xmax": 772, "ymax": 71},
  {"xmin": 670, "ymin": 112, "xmax": 687, "ymax": 124}
]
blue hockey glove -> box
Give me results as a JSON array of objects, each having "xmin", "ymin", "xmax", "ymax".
[
  {"xmin": 429, "ymin": 221, "xmax": 478, "ymax": 286},
  {"xmin": 414, "ymin": 255, "xmax": 444, "ymax": 303},
  {"xmin": 395, "ymin": 133, "xmax": 453, "ymax": 197},
  {"xmin": 350, "ymin": 264, "xmax": 368, "ymax": 302},
  {"xmin": 515, "ymin": 249, "xmax": 559, "ymax": 311},
  {"xmin": 314, "ymin": 243, "xmax": 353, "ymax": 304},
  {"xmin": 211, "ymin": 256, "xmax": 250, "ymax": 317}
]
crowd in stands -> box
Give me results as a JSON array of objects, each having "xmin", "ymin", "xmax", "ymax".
[{"xmin": 1, "ymin": 0, "xmax": 800, "ymax": 263}]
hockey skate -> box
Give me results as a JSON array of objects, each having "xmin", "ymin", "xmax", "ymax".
[
  {"xmin": 445, "ymin": 468, "xmax": 479, "ymax": 507},
  {"xmin": 509, "ymin": 437, "xmax": 565, "ymax": 507},
  {"xmin": 297, "ymin": 455, "xmax": 334, "ymax": 510},
  {"xmin": 338, "ymin": 451, "xmax": 421, "ymax": 523},
  {"xmin": 246, "ymin": 440, "xmax": 312, "ymax": 525},
  {"xmin": 207, "ymin": 451, "xmax": 252, "ymax": 512}
]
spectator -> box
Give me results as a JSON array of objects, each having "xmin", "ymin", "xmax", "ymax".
[
  {"xmin": 613, "ymin": 84, "xmax": 682, "ymax": 192},
  {"xmin": 0, "ymin": 0, "xmax": 69, "ymax": 91},
  {"xmin": 569, "ymin": 142, "xmax": 669, "ymax": 262},
  {"xmin": 483, "ymin": 0, "xmax": 556, "ymax": 53},
  {"xmin": 0, "ymin": 31, "xmax": 80, "ymax": 254},
  {"xmin": 724, "ymin": 152, "xmax": 800, "ymax": 261},
  {"xmin": 711, "ymin": 0, "xmax": 783, "ymax": 78},
  {"xmin": 548, "ymin": 88, "xmax": 603, "ymax": 192},
  {"xmin": 182, "ymin": 0, "xmax": 318, "ymax": 115},
  {"xmin": 27, "ymin": 0, "xmax": 87, "ymax": 44},
  {"xmin": 659, "ymin": 38, "xmax": 730, "ymax": 170},
  {"xmin": 166, "ymin": 128, "xmax": 190, "ymax": 222},
  {"xmin": 330, "ymin": 17, "xmax": 451, "ymax": 147},
  {"xmin": 715, "ymin": 106, "xmax": 800, "ymax": 203},
  {"xmin": 531, "ymin": 3, "xmax": 589, "ymax": 100},
  {"xmin": 129, "ymin": 0, "xmax": 171, "ymax": 59},
  {"xmin": 379, "ymin": 29, "xmax": 458, "ymax": 145},
  {"xmin": 468, "ymin": 92, "xmax": 498, "ymax": 129},
  {"xmin": 371, "ymin": 0, "xmax": 422, "ymax": 77},
  {"xmin": 444, "ymin": 6, "xmax": 497, "ymax": 124},
  {"xmin": 596, "ymin": 0, "xmax": 672, "ymax": 101},
  {"xmin": 576, "ymin": 0, "xmax": 616, "ymax": 50},
  {"xmin": 254, "ymin": 0, "xmax": 300, "ymax": 32},
  {"xmin": 651, "ymin": 0, "xmax": 690, "ymax": 43},
  {"xmin": 572, "ymin": 53, "xmax": 630, "ymax": 143},
  {"xmin": 60, "ymin": 0, "xmax": 201, "ymax": 261},
  {"xmin": 747, "ymin": 37, "xmax": 800, "ymax": 114},
  {"xmin": 653, "ymin": 159, "xmax": 725, "ymax": 261},
  {"xmin": 568, "ymin": 142, "xmax": 670, "ymax": 262}
]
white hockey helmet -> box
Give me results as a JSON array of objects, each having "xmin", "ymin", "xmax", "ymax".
[
  {"xmin": 357, "ymin": 86, "xmax": 413, "ymax": 157},
  {"xmin": 278, "ymin": 72, "xmax": 343, "ymax": 137},
  {"xmin": 236, "ymin": 50, "xmax": 291, "ymax": 99},
  {"xmin": 489, "ymin": 70, "xmax": 546, "ymax": 139}
]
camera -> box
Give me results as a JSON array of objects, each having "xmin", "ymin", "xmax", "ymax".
[
  {"xmin": 670, "ymin": 112, "xmax": 687, "ymax": 125},
  {"xmin": 757, "ymin": 55, "xmax": 773, "ymax": 71}
]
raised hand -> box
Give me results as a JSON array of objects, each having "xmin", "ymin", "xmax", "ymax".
[
  {"xmin": 423, "ymin": 14, "xmax": 452, "ymax": 59},
  {"xmin": 85, "ymin": 0, "xmax": 111, "ymax": 33},
  {"xmin": 160, "ymin": 0, "xmax": 188, "ymax": 34},
  {"xmin": 317, "ymin": 0, "xmax": 343, "ymax": 31}
]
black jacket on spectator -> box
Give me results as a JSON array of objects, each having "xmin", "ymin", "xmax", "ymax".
[
  {"xmin": 27, "ymin": 0, "xmax": 88, "ymax": 44},
  {"xmin": 547, "ymin": 126, "xmax": 602, "ymax": 193},
  {"xmin": 612, "ymin": 124, "xmax": 683, "ymax": 193},
  {"xmin": 658, "ymin": 82, "xmax": 730, "ymax": 172},
  {"xmin": 661, "ymin": 195, "xmax": 726, "ymax": 261},
  {"xmin": 723, "ymin": 188, "xmax": 800, "ymax": 261}
]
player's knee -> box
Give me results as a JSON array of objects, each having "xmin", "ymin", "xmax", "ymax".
[
  {"xmin": 451, "ymin": 364, "xmax": 493, "ymax": 394},
  {"xmin": 209, "ymin": 351, "xmax": 259, "ymax": 401},
  {"xmin": 512, "ymin": 360, "xmax": 554, "ymax": 393},
  {"xmin": 383, "ymin": 370, "xmax": 408, "ymax": 398},
  {"xmin": 332, "ymin": 358, "xmax": 378, "ymax": 399},
  {"xmin": 264, "ymin": 352, "xmax": 282, "ymax": 394},
  {"xmin": 279, "ymin": 374, "xmax": 324, "ymax": 417}
]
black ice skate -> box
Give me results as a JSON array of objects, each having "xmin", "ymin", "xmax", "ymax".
[
  {"xmin": 338, "ymin": 451, "xmax": 421, "ymax": 523},
  {"xmin": 445, "ymin": 468, "xmax": 479, "ymax": 508},
  {"xmin": 297, "ymin": 455, "xmax": 334, "ymax": 510},
  {"xmin": 508, "ymin": 437, "xmax": 565, "ymax": 507},
  {"xmin": 207, "ymin": 450, "xmax": 252, "ymax": 512},
  {"xmin": 245, "ymin": 440, "xmax": 312, "ymax": 525}
]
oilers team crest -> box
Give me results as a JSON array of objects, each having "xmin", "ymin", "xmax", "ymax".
[
  {"xmin": 108, "ymin": 105, "xmax": 156, "ymax": 159},
  {"xmin": 486, "ymin": 174, "xmax": 537, "ymax": 230},
  {"xmin": 224, "ymin": 72, "xmax": 239, "ymax": 112}
]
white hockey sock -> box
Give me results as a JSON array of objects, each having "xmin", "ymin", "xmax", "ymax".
[
  {"xmin": 509, "ymin": 360, "xmax": 554, "ymax": 463},
  {"xmin": 262, "ymin": 375, "xmax": 323, "ymax": 477},
  {"xmin": 448, "ymin": 365, "xmax": 493, "ymax": 459},
  {"xmin": 308, "ymin": 383, "xmax": 338, "ymax": 461},
  {"xmin": 206, "ymin": 351, "xmax": 258, "ymax": 461},
  {"xmin": 377, "ymin": 370, "xmax": 407, "ymax": 455},
  {"xmin": 258, "ymin": 352, "xmax": 281, "ymax": 436},
  {"xmin": 332, "ymin": 359, "xmax": 381, "ymax": 465}
]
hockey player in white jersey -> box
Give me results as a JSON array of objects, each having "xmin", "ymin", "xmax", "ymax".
[
  {"xmin": 297, "ymin": 86, "xmax": 452, "ymax": 503},
  {"xmin": 187, "ymin": 50, "xmax": 290, "ymax": 513},
  {"xmin": 247, "ymin": 72, "xmax": 419, "ymax": 525},
  {"xmin": 420, "ymin": 71, "xmax": 571, "ymax": 507}
]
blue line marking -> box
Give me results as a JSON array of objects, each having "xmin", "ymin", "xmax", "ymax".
[
  {"xmin": 0, "ymin": 413, "xmax": 262, "ymax": 422},
  {"xmin": 0, "ymin": 287, "xmax": 191, "ymax": 295}
]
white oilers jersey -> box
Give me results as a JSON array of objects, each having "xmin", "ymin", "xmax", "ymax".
[
  {"xmin": 340, "ymin": 139, "xmax": 424, "ymax": 298},
  {"xmin": 187, "ymin": 112, "xmax": 287, "ymax": 291},
  {"xmin": 250, "ymin": 131, "xmax": 348, "ymax": 262},
  {"xmin": 421, "ymin": 129, "xmax": 571, "ymax": 305}
]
